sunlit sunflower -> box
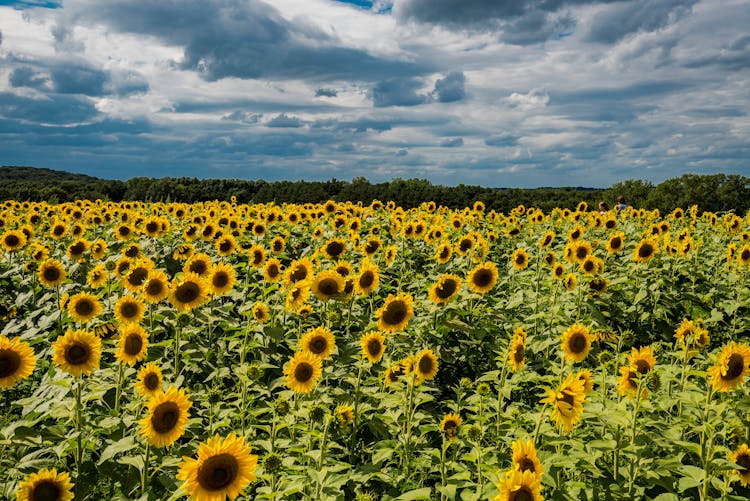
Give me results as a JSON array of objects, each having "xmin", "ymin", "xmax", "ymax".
[
  {"xmin": 208, "ymin": 262, "xmax": 236, "ymax": 296},
  {"xmin": 38, "ymin": 259, "xmax": 66, "ymax": 288},
  {"xmin": 375, "ymin": 293, "xmax": 414, "ymax": 333},
  {"xmin": 492, "ymin": 469, "xmax": 543, "ymax": 501},
  {"xmin": 284, "ymin": 351, "xmax": 322, "ymax": 393},
  {"xmin": 173, "ymin": 243, "xmax": 195, "ymax": 261},
  {"xmin": 335, "ymin": 404, "xmax": 355, "ymax": 428},
  {"xmin": 15, "ymin": 468, "xmax": 74, "ymax": 501},
  {"xmin": 67, "ymin": 292, "xmax": 102, "ymax": 324},
  {"xmin": 284, "ymin": 257, "xmax": 314, "ymax": 284},
  {"xmin": 86, "ymin": 264, "xmax": 108, "ymax": 289},
  {"xmin": 142, "ymin": 269, "xmax": 170, "ymax": 303},
  {"xmin": 617, "ymin": 346, "xmax": 656, "ymax": 398},
  {"xmin": 139, "ymin": 386, "xmax": 192, "ymax": 448},
  {"xmin": 263, "ymin": 257, "xmax": 283, "ymax": 283},
  {"xmin": 135, "ymin": 362, "xmax": 163, "ymax": 398},
  {"xmin": 0, "ymin": 336, "xmax": 36, "ymax": 388},
  {"xmin": 413, "ymin": 349, "xmax": 439, "ymax": 383},
  {"xmin": 169, "ymin": 273, "xmax": 209, "ymax": 312},
  {"xmin": 184, "ymin": 253, "xmax": 213, "ymax": 277},
  {"xmin": 285, "ymin": 281, "xmax": 311, "ymax": 313},
  {"xmin": 511, "ymin": 439, "xmax": 544, "ymax": 478},
  {"xmin": 738, "ymin": 244, "xmax": 750, "ymax": 267},
  {"xmin": 215, "ymin": 234, "xmax": 237, "ymax": 257},
  {"xmin": 440, "ymin": 413, "xmax": 462, "ymax": 441},
  {"xmin": 551, "ymin": 263, "xmax": 565, "ymax": 280},
  {"xmin": 511, "ymin": 248, "xmax": 530, "ymax": 270},
  {"xmin": 384, "ymin": 245, "xmax": 398, "ymax": 267},
  {"xmin": 114, "ymin": 294, "xmax": 145, "ymax": 324},
  {"xmin": 52, "ymin": 329, "xmax": 101, "ymax": 377},
  {"xmin": 251, "ymin": 301, "xmax": 270, "ymax": 324},
  {"xmin": 116, "ymin": 323, "xmax": 149, "ymax": 366},
  {"xmin": 355, "ymin": 261, "xmax": 380, "ymax": 296},
  {"xmin": 1, "ymin": 229, "xmax": 26, "ymax": 252},
  {"xmin": 435, "ymin": 241, "xmax": 453, "ymax": 264},
  {"xmin": 321, "ymin": 237, "xmax": 347, "ymax": 260},
  {"xmin": 729, "ymin": 443, "xmax": 750, "ymax": 486},
  {"xmin": 564, "ymin": 273, "xmax": 577, "ymax": 291},
  {"xmin": 300, "ymin": 326, "xmax": 336, "ymax": 360},
  {"xmin": 576, "ymin": 369, "xmax": 594, "ymax": 394},
  {"xmin": 540, "ymin": 373, "xmax": 586, "ymax": 432},
  {"xmin": 606, "ymin": 232, "xmax": 625, "ymax": 254},
  {"xmin": 360, "ymin": 331, "xmax": 386, "ymax": 363},
  {"xmin": 428, "ymin": 273, "xmax": 462, "ymax": 305},
  {"xmin": 311, "ymin": 269, "xmax": 345, "ymax": 301},
  {"xmin": 466, "ymin": 261, "xmax": 499, "ymax": 294},
  {"xmin": 122, "ymin": 258, "xmax": 153, "ymax": 293},
  {"xmin": 362, "ymin": 236, "xmax": 381, "ymax": 257},
  {"xmin": 270, "ymin": 235, "xmax": 286, "ymax": 254},
  {"xmin": 568, "ymin": 225, "xmax": 584, "ymax": 241},
  {"xmin": 49, "ymin": 220, "xmax": 68, "ymax": 240},
  {"xmin": 561, "ymin": 323, "xmax": 592, "ymax": 363},
  {"xmin": 633, "ymin": 238, "xmax": 658, "ymax": 262},
  {"xmin": 176, "ymin": 432, "xmax": 258, "ymax": 501},
  {"xmin": 708, "ymin": 342, "xmax": 750, "ymax": 393},
  {"xmin": 508, "ymin": 331, "xmax": 526, "ymax": 372},
  {"xmin": 571, "ymin": 240, "xmax": 592, "ymax": 263},
  {"xmin": 66, "ymin": 238, "xmax": 89, "ymax": 262}
]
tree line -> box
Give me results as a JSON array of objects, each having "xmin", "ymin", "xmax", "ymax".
[{"xmin": 1, "ymin": 166, "xmax": 747, "ymax": 213}]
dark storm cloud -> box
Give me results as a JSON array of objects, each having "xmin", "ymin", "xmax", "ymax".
[
  {"xmin": 485, "ymin": 134, "xmax": 518, "ymax": 147},
  {"xmin": 8, "ymin": 61, "xmax": 148, "ymax": 97},
  {"xmin": 50, "ymin": 65, "xmax": 108, "ymax": 95},
  {"xmin": 9, "ymin": 66, "xmax": 49, "ymax": 89},
  {"xmin": 584, "ymin": 0, "xmax": 698, "ymax": 44},
  {"xmin": 0, "ymin": 91, "xmax": 99, "ymax": 124},
  {"xmin": 266, "ymin": 113, "xmax": 303, "ymax": 128},
  {"xmin": 370, "ymin": 77, "xmax": 428, "ymax": 107},
  {"xmin": 433, "ymin": 71, "xmax": 465, "ymax": 103},
  {"xmin": 75, "ymin": 0, "xmax": 431, "ymax": 82},
  {"xmin": 315, "ymin": 88, "xmax": 338, "ymax": 98},
  {"xmin": 440, "ymin": 137, "xmax": 463, "ymax": 147}
]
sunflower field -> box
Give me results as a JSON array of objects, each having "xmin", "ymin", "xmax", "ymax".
[{"xmin": 1, "ymin": 198, "xmax": 750, "ymax": 501}]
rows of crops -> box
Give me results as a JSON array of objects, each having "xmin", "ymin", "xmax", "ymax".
[{"xmin": 1, "ymin": 198, "xmax": 749, "ymax": 500}]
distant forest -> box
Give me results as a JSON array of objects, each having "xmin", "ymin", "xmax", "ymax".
[{"xmin": 1, "ymin": 166, "xmax": 748, "ymax": 213}]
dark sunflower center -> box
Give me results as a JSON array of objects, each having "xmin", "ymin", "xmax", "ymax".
[
  {"xmin": 513, "ymin": 486, "xmax": 534, "ymax": 501},
  {"xmin": 31, "ymin": 480, "xmax": 60, "ymax": 501},
  {"xmin": 308, "ymin": 336, "xmax": 328, "ymax": 354},
  {"xmin": 318, "ymin": 278, "xmax": 339, "ymax": 296},
  {"xmin": 120, "ymin": 302, "xmax": 139, "ymax": 319},
  {"xmin": 326, "ymin": 241, "xmax": 344, "ymax": 257},
  {"xmin": 213, "ymin": 272, "xmax": 229, "ymax": 289},
  {"xmin": 382, "ymin": 301, "xmax": 407, "ymax": 325},
  {"xmin": 439, "ymin": 247, "xmax": 450, "ymax": 260},
  {"xmin": 43, "ymin": 267, "xmax": 61, "ymax": 282},
  {"xmin": 267, "ymin": 264, "xmax": 279, "ymax": 278},
  {"xmin": 569, "ymin": 333, "xmax": 588, "ymax": 354},
  {"xmin": 128, "ymin": 268, "xmax": 148, "ymax": 286},
  {"xmin": 606, "ymin": 220, "xmax": 616, "ymax": 229},
  {"xmin": 124, "ymin": 334, "xmax": 143, "ymax": 356},
  {"xmin": 0, "ymin": 304, "xmax": 8, "ymax": 316},
  {"xmin": 418, "ymin": 355, "xmax": 434, "ymax": 375},
  {"xmin": 118, "ymin": 226, "xmax": 130, "ymax": 236},
  {"xmin": 741, "ymin": 249, "xmax": 750, "ymax": 261},
  {"xmin": 543, "ymin": 235, "xmax": 552, "ymax": 246},
  {"xmin": 635, "ymin": 359, "xmax": 651, "ymax": 375},
  {"xmin": 724, "ymin": 353, "xmax": 745, "ymax": 380},
  {"xmin": 0, "ymin": 349, "xmax": 21, "ymax": 378},
  {"xmin": 146, "ymin": 222, "xmax": 159, "ymax": 233},
  {"xmin": 175, "ymin": 282, "xmax": 200, "ymax": 304},
  {"xmin": 273, "ymin": 241, "xmax": 283, "ymax": 252},
  {"xmin": 65, "ymin": 343, "xmax": 90, "ymax": 365},
  {"xmin": 144, "ymin": 373, "xmax": 159, "ymax": 391},
  {"xmin": 583, "ymin": 260, "xmax": 595, "ymax": 272},
  {"xmin": 514, "ymin": 345, "xmax": 525, "ymax": 363},
  {"xmin": 365, "ymin": 241, "xmax": 380, "ymax": 254},
  {"xmin": 219, "ymin": 241, "xmax": 231, "ymax": 253},
  {"xmin": 571, "ymin": 230, "xmax": 581, "ymax": 239},
  {"xmin": 737, "ymin": 453, "xmax": 750, "ymax": 471},
  {"xmin": 367, "ymin": 339, "xmax": 382, "ymax": 357},
  {"xmin": 515, "ymin": 254, "xmax": 526, "ymax": 266},
  {"xmin": 146, "ymin": 280, "xmax": 164, "ymax": 296},
  {"xmin": 189, "ymin": 261, "xmax": 208, "ymax": 275},
  {"xmin": 638, "ymin": 243, "xmax": 654, "ymax": 258},
  {"xmin": 290, "ymin": 266, "xmax": 307, "ymax": 282},
  {"xmin": 197, "ymin": 453, "xmax": 239, "ymax": 491},
  {"xmin": 555, "ymin": 266, "xmax": 564, "ymax": 277},
  {"xmin": 294, "ymin": 362, "xmax": 314, "ymax": 383},
  {"xmin": 75, "ymin": 299, "xmax": 95, "ymax": 316},
  {"xmin": 5, "ymin": 234, "xmax": 19, "ymax": 247},
  {"xmin": 518, "ymin": 457, "xmax": 536, "ymax": 473},
  {"xmin": 472, "ymin": 269, "xmax": 492, "ymax": 288},
  {"xmin": 460, "ymin": 239, "xmax": 472, "ymax": 252},
  {"xmin": 436, "ymin": 279, "xmax": 458, "ymax": 299},
  {"xmin": 443, "ymin": 421, "xmax": 457, "ymax": 433},
  {"xmin": 560, "ymin": 392, "xmax": 575, "ymax": 407},
  {"xmin": 151, "ymin": 401, "xmax": 180, "ymax": 433},
  {"xmin": 53, "ymin": 225, "xmax": 65, "ymax": 236},
  {"xmin": 359, "ymin": 271, "xmax": 374, "ymax": 289},
  {"xmin": 576, "ymin": 246, "xmax": 588, "ymax": 260},
  {"xmin": 590, "ymin": 279, "xmax": 606, "ymax": 292}
]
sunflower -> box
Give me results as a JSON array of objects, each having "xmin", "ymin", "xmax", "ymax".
[
  {"xmin": 0, "ymin": 302, "xmax": 17, "ymax": 322},
  {"xmin": 249, "ymin": 301, "xmax": 269, "ymax": 324},
  {"xmin": 729, "ymin": 443, "xmax": 750, "ymax": 486},
  {"xmin": 336, "ymin": 404, "xmax": 355, "ymax": 428},
  {"xmin": 38, "ymin": 259, "xmax": 66, "ymax": 288},
  {"xmin": 551, "ymin": 263, "xmax": 565, "ymax": 280},
  {"xmin": 511, "ymin": 248, "xmax": 530, "ymax": 270},
  {"xmin": 135, "ymin": 362, "xmax": 163, "ymax": 398},
  {"xmin": 576, "ymin": 369, "xmax": 594, "ymax": 394},
  {"xmin": 114, "ymin": 294, "xmax": 145, "ymax": 324},
  {"xmin": 360, "ymin": 331, "xmax": 386, "ymax": 363},
  {"xmin": 633, "ymin": 238, "xmax": 658, "ymax": 262},
  {"xmin": 169, "ymin": 273, "xmax": 209, "ymax": 312},
  {"xmin": 466, "ymin": 261, "xmax": 499, "ymax": 294},
  {"xmin": 1, "ymin": 229, "xmax": 26, "ymax": 251},
  {"xmin": 300, "ymin": 326, "xmax": 336, "ymax": 360},
  {"xmin": 588, "ymin": 278, "xmax": 608, "ymax": 296},
  {"xmin": 561, "ymin": 323, "xmax": 592, "ymax": 363},
  {"xmin": 604, "ymin": 232, "xmax": 625, "ymax": 255},
  {"xmin": 270, "ymin": 235, "xmax": 286, "ymax": 254},
  {"xmin": 311, "ymin": 269, "xmax": 344, "ymax": 302},
  {"xmin": 208, "ymin": 262, "xmax": 236, "ymax": 296},
  {"xmin": 49, "ymin": 220, "xmax": 68, "ymax": 240},
  {"xmin": 571, "ymin": 240, "xmax": 592, "ymax": 263},
  {"xmin": 285, "ymin": 257, "xmax": 314, "ymax": 284},
  {"xmin": 66, "ymin": 239, "xmax": 89, "ymax": 262},
  {"xmin": 440, "ymin": 413, "xmax": 462, "ymax": 441},
  {"xmin": 435, "ymin": 241, "xmax": 453, "ymax": 264},
  {"xmin": 383, "ymin": 364, "xmax": 406, "ymax": 388},
  {"xmin": 116, "ymin": 323, "xmax": 149, "ymax": 366},
  {"xmin": 15, "ymin": 468, "xmax": 74, "ymax": 501},
  {"xmin": 285, "ymin": 281, "xmax": 311, "ymax": 313},
  {"xmin": 139, "ymin": 386, "xmax": 192, "ymax": 448},
  {"xmin": 355, "ymin": 261, "xmax": 380, "ymax": 296},
  {"xmin": 708, "ymin": 342, "xmax": 750, "ymax": 393},
  {"xmin": 568, "ymin": 225, "xmax": 584, "ymax": 241},
  {"xmin": 538, "ymin": 231, "xmax": 555, "ymax": 249},
  {"xmin": 384, "ymin": 245, "xmax": 398, "ymax": 267},
  {"xmin": 738, "ymin": 244, "xmax": 750, "ymax": 267},
  {"xmin": 413, "ymin": 349, "xmax": 439, "ymax": 383},
  {"xmin": 123, "ymin": 258, "xmax": 153, "ymax": 293},
  {"xmin": 508, "ymin": 331, "xmax": 526, "ymax": 372},
  {"xmin": 511, "ymin": 439, "xmax": 544, "ymax": 478},
  {"xmin": 52, "ymin": 329, "xmax": 102, "ymax": 377},
  {"xmin": 564, "ymin": 273, "xmax": 577, "ymax": 291},
  {"xmin": 142, "ymin": 269, "xmax": 170, "ymax": 303},
  {"xmin": 428, "ymin": 273, "xmax": 462, "ymax": 305},
  {"xmin": 67, "ymin": 292, "xmax": 102, "ymax": 324},
  {"xmin": 184, "ymin": 253, "xmax": 213, "ymax": 277},
  {"xmin": 284, "ymin": 351, "xmax": 322, "ymax": 393},
  {"xmin": 540, "ymin": 373, "xmax": 586, "ymax": 432},
  {"xmin": 362, "ymin": 236, "xmax": 381, "ymax": 257},
  {"xmin": 617, "ymin": 346, "xmax": 656, "ymax": 398},
  {"xmin": 87, "ymin": 264, "xmax": 108, "ymax": 289},
  {"xmin": 0, "ymin": 336, "xmax": 36, "ymax": 388},
  {"xmin": 492, "ymin": 469, "xmax": 543, "ymax": 501},
  {"xmin": 215, "ymin": 234, "xmax": 237, "ymax": 256},
  {"xmin": 173, "ymin": 243, "xmax": 195, "ymax": 261},
  {"xmin": 263, "ymin": 258, "xmax": 283, "ymax": 283},
  {"xmin": 375, "ymin": 293, "xmax": 414, "ymax": 333},
  {"xmin": 321, "ymin": 237, "xmax": 347, "ymax": 260}
]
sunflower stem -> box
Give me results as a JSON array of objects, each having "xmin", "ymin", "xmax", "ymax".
[
  {"xmin": 140, "ymin": 443, "xmax": 150, "ymax": 497},
  {"xmin": 75, "ymin": 378, "xmax": 83, "ymax": 488},
  {"xmin": 439, "ymin": 439, "xmax": 448, "ymax": 501},
  {"xmin": 626, "ymin": 377, "xmax": 645, "ymax": 499},
  {"xmin": 495, "ymin": 348, "xmax": 510, "ymax": 436},
  {"xmin": 114, "ymin": 362, "xmax": 124, "ymax": 414},
  {"xmin": 532, "ymin": 403, "xmax": 549, "ymax": 446},
  {"xmin": 677, "ymin": 346, "xmax": 690, "ymax": 418},
  {"xmin": 473, "ymin": 436, "xmax": 484, "ymax": 496},
  {"xmin": 174, "ymin": 319, "xmax": 182, "ymax": 377},
  {"xmin": 699, "ymin": 386, "xmax": 715, "ymax": 501},
  {"xmin": 348, "ymin": 358, "xmax": 365, "ymax": 464},
  {"xmin": 315, "ymin": 416, "xmax": 330, "ymax": 500}
]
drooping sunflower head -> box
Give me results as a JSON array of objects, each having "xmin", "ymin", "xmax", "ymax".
[
  {"xmin": 135, "ymin": 362, "xmax": 163, "ymax": 398},
  {"xmin": 15, "ymin": 468, "xmax": 74, "ymax": 501},
  {"xmin": 384, "ymin": 244, "xmax": 398, "ymax": 267},
  {"xmin": 38, "ymin": 259, "xmax": 66, "ymax": 288},
  {"xmin": 561, "ymin": 323, "xmax": 592, "ymax": 363},
  {"xmin": 116, "ymin": 323, "xmax": 149, "ymax": 366},
  {"xmin": 0, "ymin": 336, "xmax": 36, "ymax": 389},
  {"xmin": 285, "ymin": 281, "xmax": 311, "ymax": 313},
  {"xmin": 169, "ymin": 273, "xmax": 209, "ymax": 312},
  {"xmin": 284, "ymin": 351, "xmax": 322, "ymax": 393},
  {"xmin": 139, "ymin": 386, "xmax": 192, "ymax": 448},
  {"xmin": 508, "ymin": 335, "xmax": 526, "ymax": 372},
  {"xmin": 511, "ymin": 439, "xmax": 544, "ymax": 478},
  {"xmin": 564, "ymin": 273, "xmax": 577, "ymax": 291},
  {"xmin": 114, "ymin": 294, "xmax": 145, "ymax": 324},
  {"xmin": 67, "ymin": 292, "xmax": 102, "ymax": 324},
  {"xmin": 208, "ymin": 261, "xmax": 236, "ymax": 296},
  {"xmin": 300, "ymin": 326, "xmax": 336, "ymax": 360},
  {"xmin": 539, "ymin": 373, "xmax": 586, "ymax": 432},
  {"xmin": 428, "ymin": 273, "xmax": 462, "ymax": 305},
  {"xmin": 375, "ymin": 293, "xmax": 414, "ymax": 333},
  {"xmin": 729, "ymin": 443, "xmax": 750, "ymax": 487},
  {"xmin": 335, "ymin": 404, "xmax": 355, "ymax": 428},
  {"xmin": 52, "ymin": 329, "xmax": 102, "ymax": 377},
  {"xmin": 576, "ymin": 369, "xmax": 595, "ymax": 394},
  {"xmin": 466, "ymin": 261, "xmax": 499, "ymax": 294},
  {"xmin": 440, "ymin": 412, "xmax": 462, "ymax": 441},
  {"xmin": 538, "ymin": 231, "xmax": 555, "ymax": 249},
  {"xmin": 360, "ymin": 331, "xmax": 386, "ymax": 363},
  {"xmin": 708, "ymin": 342, "xmax": 750, "ymax": 393}
]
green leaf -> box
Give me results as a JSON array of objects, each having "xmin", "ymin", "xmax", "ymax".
[
  {"xmin": 395, "ymin": 487, "xmax": 432, "ymax": 500},
  {"xmin": 98, "ymin": 436, "xmax": 138, "ymax": 465}
]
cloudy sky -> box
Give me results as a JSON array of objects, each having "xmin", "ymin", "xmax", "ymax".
[{"xmin": 0, "ymin": 0, "xmax": 748, "ymax": 187}]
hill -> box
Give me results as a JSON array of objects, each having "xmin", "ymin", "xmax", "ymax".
[{"xmin": 0, "ymin": 166, "xmax": 102, "ymax": 183}]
